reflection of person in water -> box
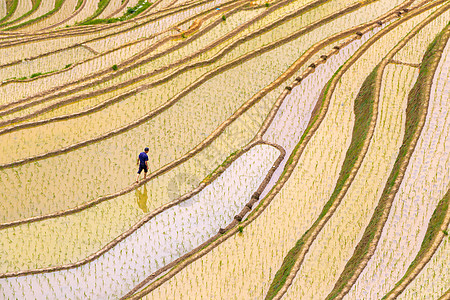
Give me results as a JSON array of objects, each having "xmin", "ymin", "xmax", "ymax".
[{"xmin": 135, "ymin": 184, "xmax": 149, "ymax": 213}]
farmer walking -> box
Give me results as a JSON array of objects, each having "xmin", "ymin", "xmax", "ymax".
[{"xmin": 136, "ymin": 147, "xmax": 150, "ymax": 183}]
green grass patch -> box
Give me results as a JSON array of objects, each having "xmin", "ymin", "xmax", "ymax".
[
  {"xmin": 75, "ymin": 0, "xmax": 84, "ymax": 10},
  {"xmin": 326, "ymin": 23, "xmax": 450, "ymax": 300},
  {"xmin": 81, "ymin": 0, "xmax": 151, "ymax": 25},
  {"xmin": 4, "ymin": 0, "xmax": 66, "ymax": 31},
  {"xmin": 7, "ymin": 69, "xmax": 59, "ymax": 81},
  {"xmin": 4, "ymin": 0, "xmax": 16, "ymax": 13},
  {"xmin": 29, "ymin": 70, "xmax": 56, "ymax": 78},
  {"xmin": 1, "ymin": 0, "xmax": 41, "ymax": 28},
  {"xmin": 265, "ymin": 65, "xmax": 378, "ymax": 300},
  {"xmin": 30, "ymin": 72, "xmax": 42, "ymax": 78},
  {"xmin": 77, "ymin": 0, "xmax": 111, "ymax": 24},
  {"xmin": 382, "ymin": 189, "xmax": 450, "ymax": 299},
  {"xmin": 0, "ymin": 0, "xmax": 18, "ymax": 23}
]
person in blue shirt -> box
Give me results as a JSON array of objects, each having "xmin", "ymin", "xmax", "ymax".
[{"xmin": 136, "ymin": 147, "xmax": 150, "ymax": 183}]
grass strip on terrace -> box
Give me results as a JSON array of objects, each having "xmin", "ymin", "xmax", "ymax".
[
  {"xmin": 127, "ymin": 47, "xmax": 332, "ymax": 300},
  {"xmin": 1, "ymin": 1, "xmax": 356, "ymax": 138},
  {"xmin": 0, "ymin": 0, "xmax": 250, "ymax": 116},
  {"xmin": 0, "ymin": 5, "xmax": 392, "ymax": 220},
  {"xmin": 0, "ymin": 0, "xmax": 232, "ymax": 67},
  {"xmin": 4, "ymin": 0, "xmax": 75, "ymax": 31},
  {"xmin": 326, "ymin": 8, "xmax": 450, "ymax": 300},
  {"xmin": 0, "ymin": 0, "xmax": 247, "ymax": 110},
  {"xmin": 0, "ymin": 1, "xmax": 282, "ymax": 74},
  {"xmin": 0, "ymin": 0, "xmax": 359, "ymax": 231},
  {"xmin": 383, "ymin": 188, "xmax": 450, "ymax": 299},
  {"xmin": 75, "ymin": 0, "xmax": 83, "ymax": 10},
  {"xmin": 0, "ymin": 0, "xmax": 315, "ymax": 113},
  {"xmin": 343, "ymin": 15, "xmax": 450, "ymax": 299},
  {"xmin": 124, "ymin": 4, "xmax": 417, "ymax": 296},
  {"xmin": 266, "ymin": 51, "xmax": 378, "ymax": 300},
  {"xmin": 135, "ymin": 33, "xmax": 363, "ymax": 298},
  {"xmin": 264, "ymin": 2, "xmax": 447, "ymax": 298},
  {"xmin": 0, "ymin": 0, "xmax": 19, "ymax": 23},
  {"xmin": 77, "ymin": 0, "xmax": 111, "ymax": 24},
  {"xmin": 284, "ymin": 54, "xmax": 420, "ymax": 300},
  {"xmin": 0, "ymin": 0, "xmax": 40, "ymax": 28},
  {"xmin": 82, "ymin": 0, "xmax": 152, "ymax": 25},
  {"xmin": 0, "ymin": 0, "xmax": 383, "ymax": 151},
  {"xmin": 0, "ymin": 1, "xmax": 408, "ymax": 223},
  {"xmin": 0, "ymin": 7, "xmax": 189, "ymax": 79},
  {"xmin": 0, "ymin": 0, "xmax": 231, "ymax": 63},
  {"xmin": 0, "ymin": 0, "xmax": 365, "ymax": 167},
  {"xmin": 28, "ymin": 0, "xmax": 91, "ymax": 31},
  {"xmin": 398, "ymin": 221, "xmax": 450, "ymax": 299}
]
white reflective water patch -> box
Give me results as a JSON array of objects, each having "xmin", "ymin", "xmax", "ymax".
[
  {"xmin": 0, "ymin": 144, "xmax": 280, "ymax": 299},
  {"xmin": 261, "ymin": 23, "xmax": 387, "ymax": 200}
]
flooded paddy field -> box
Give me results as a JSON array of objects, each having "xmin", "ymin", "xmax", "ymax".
[{"xmin": 0, "ymin": 0, "xmax": 449, "ymax": 299}]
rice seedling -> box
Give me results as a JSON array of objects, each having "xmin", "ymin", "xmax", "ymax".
[{"xmin": 1, "ymin": 0, "xmax": 447, "ymax": 299}]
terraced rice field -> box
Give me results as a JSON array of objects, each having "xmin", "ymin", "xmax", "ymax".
[{"xmin": 0, "ymin": 0, "xmax": 449, "ymax": 299}]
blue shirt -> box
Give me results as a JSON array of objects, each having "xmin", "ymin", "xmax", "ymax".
[{"xmin": 138, "ymin": 152, "xmax": 149, "ymax": 166}]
